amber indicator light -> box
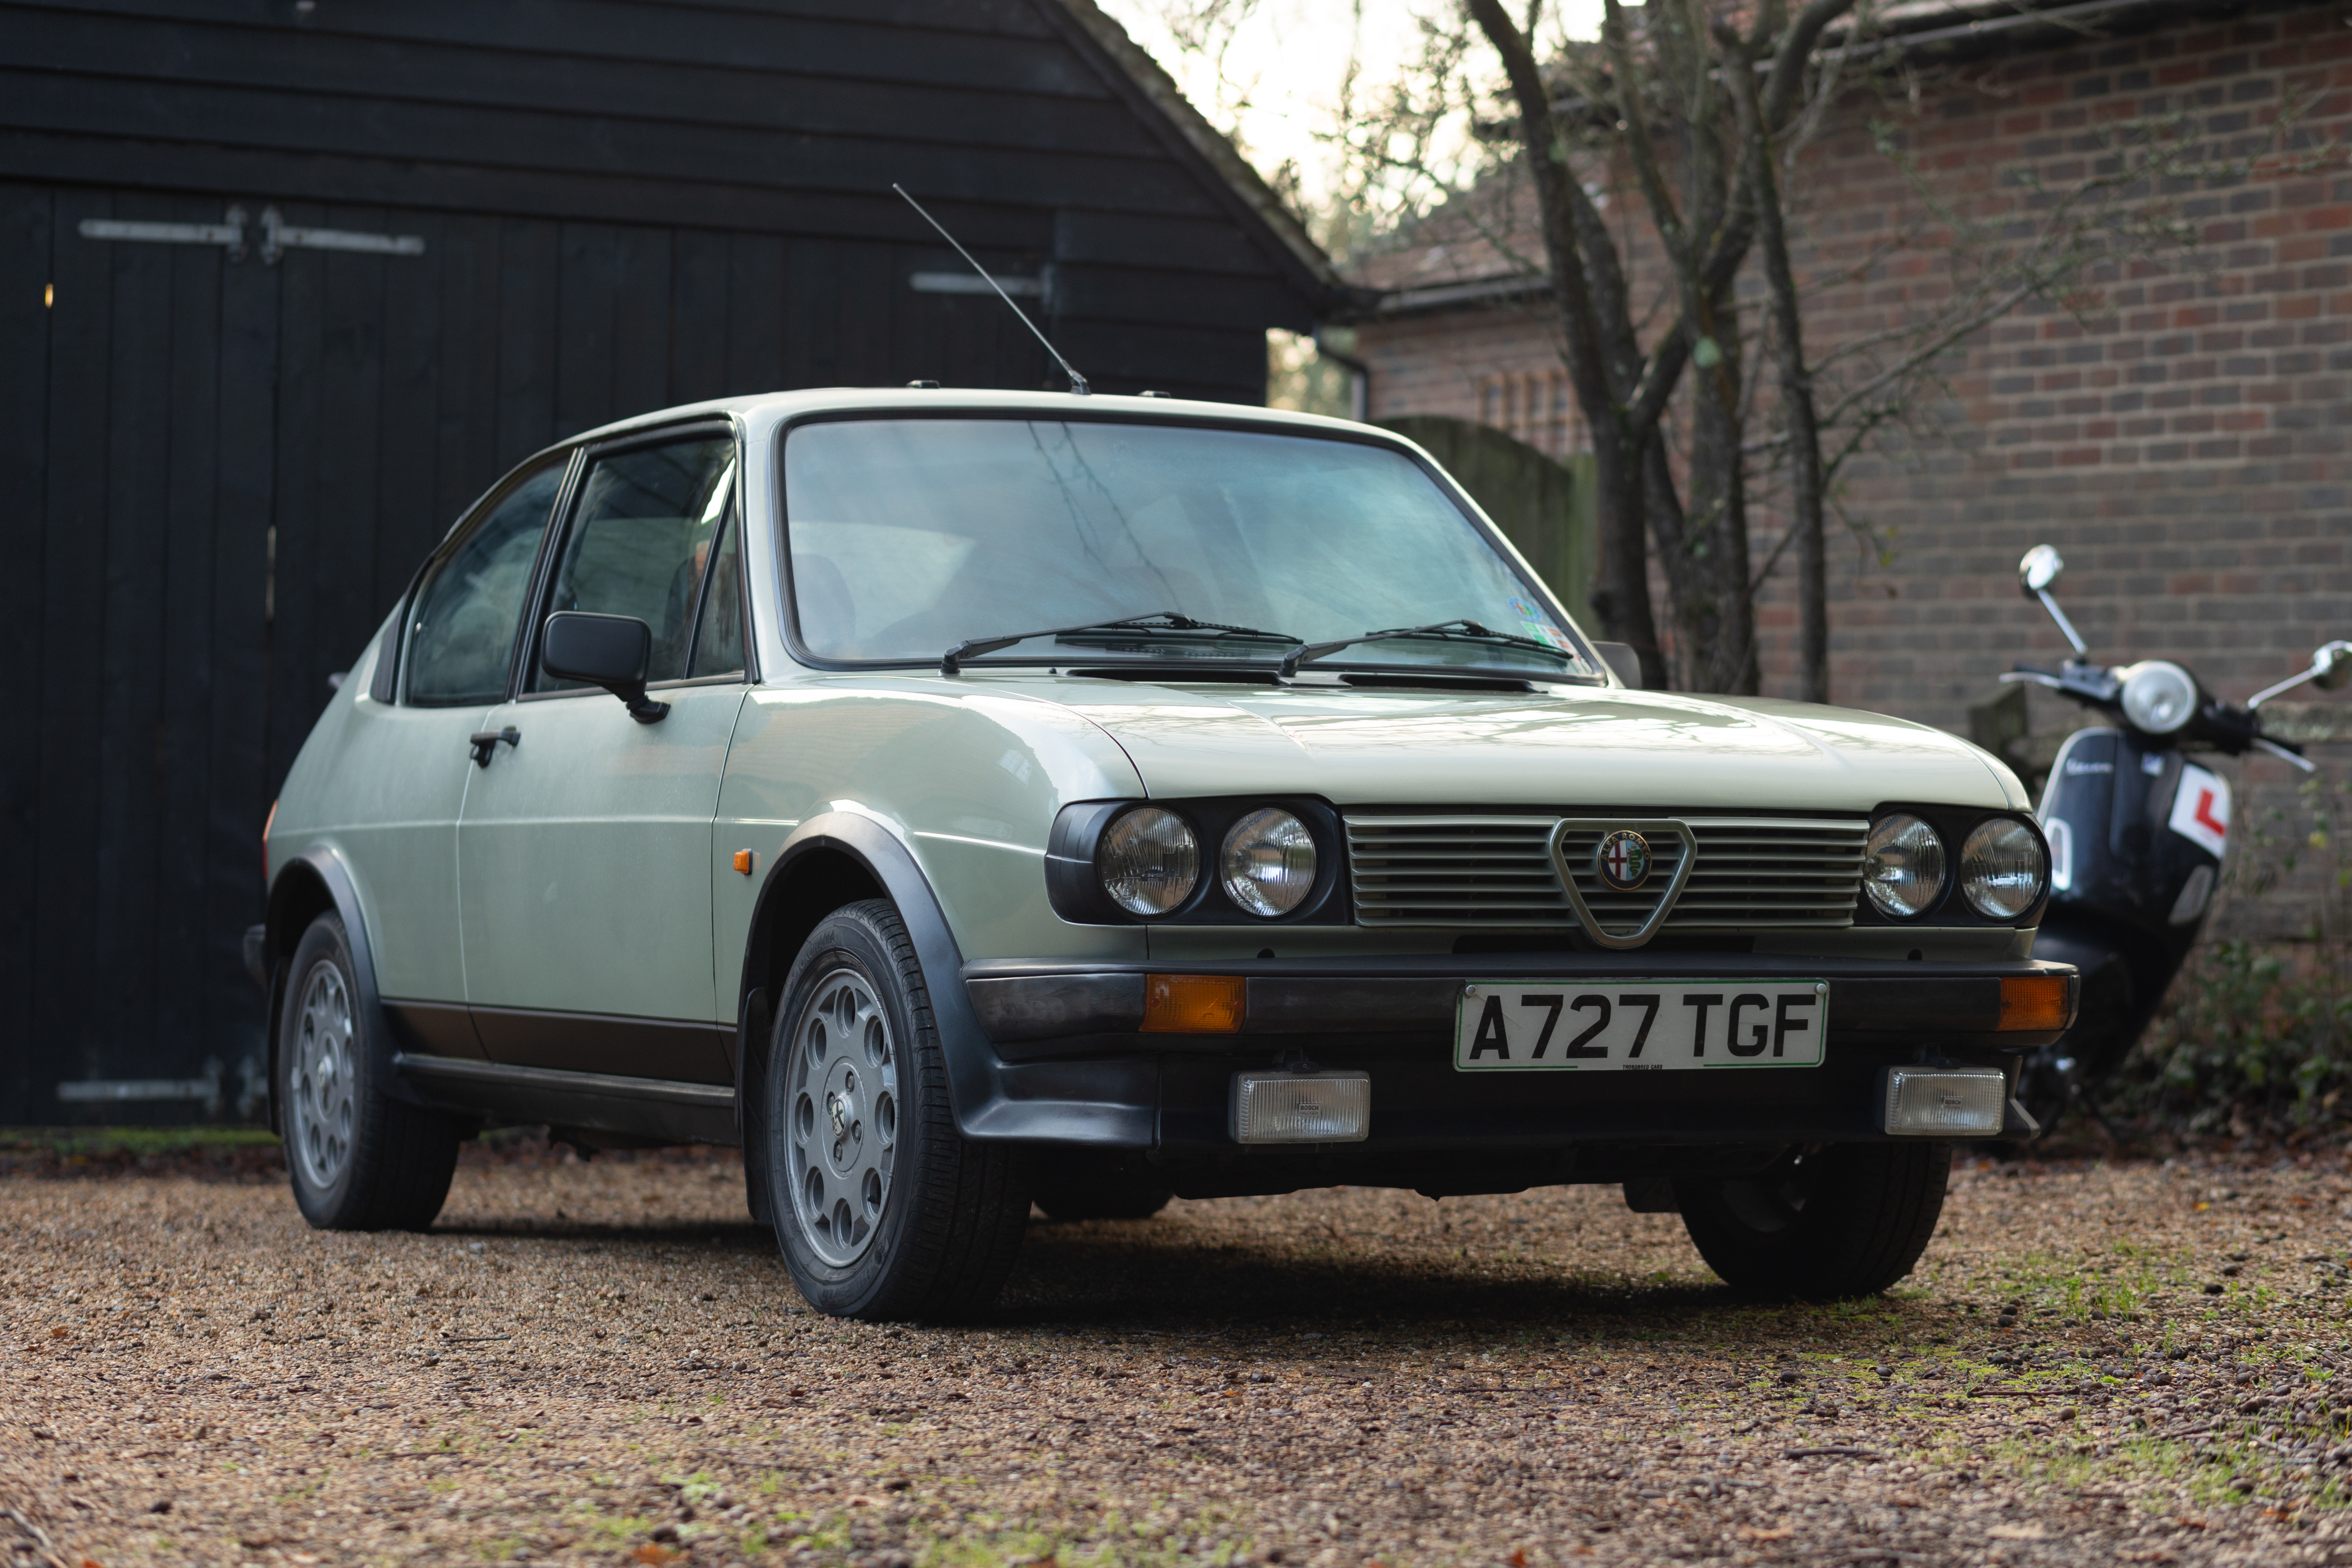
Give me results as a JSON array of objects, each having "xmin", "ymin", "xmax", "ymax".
[
  {"xmin": 732, "ymin": 848, "xmax": 755, "ymax": 876},
  {"xmin": 1997, "ymin": 974, "xmax": 2070, "ymax": 1032},
  {"xmin": 1142, "ymin": 974, "xmax": 1244, "ymax": 1034}
]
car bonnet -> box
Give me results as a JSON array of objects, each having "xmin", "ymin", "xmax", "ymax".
[{"xmin": 1030, "ymin": 679, "xmax": 2023, "ymax": 813}]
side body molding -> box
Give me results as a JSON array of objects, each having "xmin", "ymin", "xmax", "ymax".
[{"xmin": 738, "ymin": 811, "xmax": 1152, "ymax": 1148}]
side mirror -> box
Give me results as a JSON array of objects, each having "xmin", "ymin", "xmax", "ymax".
[
  {"xmin": 2018, "ymin": 544, "xmax": 2064, "ymax": 596},
  {"xmin": 542, "ymin": 612, "xmax": 670, "ymax": 723},
  {"xmin": 2248, "ymin": 639, "xmax": 2352, "ymax": 709},
  {"xmin": 2315, "ymin": 639, "xmax": 2352, "ymax": 692},
  {"xmin": 1591, "ymin": 640, "xmax": 1644, "ymax": 689}
]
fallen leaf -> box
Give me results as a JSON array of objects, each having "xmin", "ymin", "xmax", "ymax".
[
  {"xmin": 50, "ymin": 1327, "xmax": 67, "ymax": 1338},
  {"xmin": 2174, "ymin": 1516, "xmax": 2208, "ymax": 1530},
  {"xmin": 631, "ymin": 1549, "xmax": 682, "ymax": 1567},
  {"xmin": 1734, "ymin": 1527, "xmax": 1794, "ymax": 1542},
  {"xmin": 1891, "ymin": 1492, "xmax": 1923, "ymax": 1507},
  {"xmin": 1509, "ymin": 1552, "xmax": 1528, "ymax": 1567},
  {"xmin": 1987, "ymin": 1525, "xmax": 2048, "ymax": 1541}
]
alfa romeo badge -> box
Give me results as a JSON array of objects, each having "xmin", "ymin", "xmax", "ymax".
[{"xmin": 1595, "ymin": 829, "xmax": 1652, "ymax": 891}]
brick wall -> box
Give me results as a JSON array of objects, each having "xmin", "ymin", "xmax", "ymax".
[{"xmin": 1351, "ymin": 0, "xmax": 2352, "ymax": 779}]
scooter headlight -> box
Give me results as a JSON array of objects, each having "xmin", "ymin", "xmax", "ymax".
[
  {"xmin": 2119, "ymin": 660, "xmax": 2199, "ymax": 735},
  {"xmin": 1864, "ymin": 814, "xmax": 1948, "ymax": 919},
  {"xmin": 1961, "ymin": 817, "xmax": 2047, "ymax": 919}
]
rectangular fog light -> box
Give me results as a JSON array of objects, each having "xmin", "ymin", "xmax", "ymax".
[
  {"xmin": 1882, "ymin": 1066, "xmax": 2007, "ymax": 1136},
  {"xmin": 1232, "ymin": 1071, "xmax": 1370, "ymax": 1145}
]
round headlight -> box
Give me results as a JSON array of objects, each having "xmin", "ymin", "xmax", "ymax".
[
  {"xmin": 1864, "ymin": 814, "xmax": 1948, "ymax": 919},
  {"xmin": 1098, "ymin": 807, "xmax": 1198, "ymax": 916},
  {"xmin": 1219, "ymin": 808, "xmax": 1318, "ymax": 917},
  {"xmin": 2119, "ymin": 660, "xmax": 2199, "ymax": 735},
  {"xmin": 1961, "ymin": 817, "xmax": 2047, "ymax": 919}
]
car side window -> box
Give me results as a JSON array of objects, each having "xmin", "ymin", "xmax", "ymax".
[
  {"xmin": 688, "ymin": 489, "xmax": 744, "ymax": 679},
  {"xmin": 404, "ymin": 459, "xmax": 567, "ymax": 706},
  {"xmin": 533, "ymin": 436, "xmax": 738, "ymax": 692}
]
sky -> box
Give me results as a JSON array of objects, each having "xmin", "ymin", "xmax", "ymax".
[{"xmin": 1097, "ymin": 0, "xmax": 1608, "ymax": 209}]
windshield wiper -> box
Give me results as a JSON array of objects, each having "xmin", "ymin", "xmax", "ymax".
[
  {"xmin": 1277, "ymin": 619, "xmax": 1589, "ymax": 678},
  {"xmin": 940, "ymin": 612, "xmax": 1301, "ymax": 675}
]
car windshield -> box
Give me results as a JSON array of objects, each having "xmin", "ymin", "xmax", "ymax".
[{"xmin": 781, "ymin": 418, "xmax": 1599, "ymax": 679}]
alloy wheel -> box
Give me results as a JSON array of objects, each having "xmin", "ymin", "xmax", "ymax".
[
  {"xmin": 290, "ymin": 959, "xmax": 358, "ymax": 1191},
  {"xmin": 785, "ymin": 968, "xmax": 900, "ymax": 1266}
]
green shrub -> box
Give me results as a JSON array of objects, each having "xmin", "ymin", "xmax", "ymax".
[{"xmin": 2102, "ymin": 775, "xmax": 2352, "ymax": 1138}]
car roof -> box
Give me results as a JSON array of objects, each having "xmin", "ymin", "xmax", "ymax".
[{"xmin": 565, "ymin": 386, "xmax": 1396, "ymax": 448}]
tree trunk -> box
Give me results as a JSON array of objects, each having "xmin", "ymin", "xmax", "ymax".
[
  {"xmin": 1731, "ymin": 51, "xmax": 1830, "ymax": 703},
  {"xmin": 1466, "ymin": 0, "xmax": 1668, "ymax": 688}
]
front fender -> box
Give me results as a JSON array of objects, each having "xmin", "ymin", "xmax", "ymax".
[{"xmin": 737, "ymin": 809, "xmax": 1151, "ymax": 1148}]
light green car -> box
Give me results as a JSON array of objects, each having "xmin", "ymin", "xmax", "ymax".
[{"xmin": 251, "ymin": 388, "xmax": 2075, "ymax": 1319}]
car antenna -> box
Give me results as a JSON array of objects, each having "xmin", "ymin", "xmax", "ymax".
[{"xmin": 892, "ymin": 183, "xmax": 1088, "ymax": 395}]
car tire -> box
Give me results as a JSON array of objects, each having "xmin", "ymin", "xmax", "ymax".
[
  {"xmin": 278, "ymin": 913, "xmax": 462, "ymax": 1231},
  {"xmin": 1674, "ymin": 1141, "xmax": 1951, "ymax": 1300},
  {"xmin": 1032, "ymin": 1152, "xmax": 1174, "ymax": 1222},
  {"xmin": 763, "ymin": 900, "xmax": 1033, "ymax": 1321}
]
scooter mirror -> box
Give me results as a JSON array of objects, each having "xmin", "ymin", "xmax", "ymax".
[
  {"xmin": 2018, "ymin": 544, "xmax": 2065, "ymax": 595},
  {"xmin": 2315, "ymin": 640, "xmax": 2352, "ymax": 692}
]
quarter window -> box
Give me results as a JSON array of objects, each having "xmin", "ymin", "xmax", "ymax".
[
  {"xmin": 404, "ymin": 459, "xmax": 565, "ymax": 706},
  {"xmin": 534, "ymin": 436, "xmax": 739, "ymax": 692}
]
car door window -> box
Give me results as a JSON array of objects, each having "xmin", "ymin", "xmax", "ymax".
[
  {"xmin": 404, "ymin": 459, "xmax": 567, "ymax": 706},
  {"xmin": 534, "ymin": 436, "xmax": 737, "ymax": 692},
  {"xmin": 687, "ymin": 490, "xmax": 744, "ymax": 679}
]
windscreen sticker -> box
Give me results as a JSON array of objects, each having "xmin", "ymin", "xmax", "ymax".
[
  {"xmin": 1508, "ymin": 597, "xmax": 1580, "ymax": 655},
  {"xmin": 2168, "ymin": 762, "xmax": 2230, "ymax": 858}
]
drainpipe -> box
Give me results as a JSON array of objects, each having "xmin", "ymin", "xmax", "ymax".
[{"xmin": 1313, "ymin": 326, "xmax": 1371, "ymax": 423}]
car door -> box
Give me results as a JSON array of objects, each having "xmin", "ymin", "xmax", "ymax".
[
  {"xmin": 456, "ymin": 425, "xmax": 750, "ymax": 1084},
  {"xmin": 328, "ymin": 454, "xmax": 570, "ymax": 1053}
]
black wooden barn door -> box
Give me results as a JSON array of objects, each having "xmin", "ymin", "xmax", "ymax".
[
  {"xmin": 0, "ymin": 185, "xmax": 288, "ymax": 1124},
  {"xmin": 0, "ymin": 187, "xmax": 467, "ymax": 1125}
]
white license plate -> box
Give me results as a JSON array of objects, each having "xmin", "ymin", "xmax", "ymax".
[{"xmin": 1454, "ymin": 980, "xmax": 1829, "ymax": 1071}]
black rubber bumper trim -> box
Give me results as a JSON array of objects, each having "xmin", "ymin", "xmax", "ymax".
[{"xmin": 965, "ymin": 956, "xmax": 2077, "ymax": 1048}]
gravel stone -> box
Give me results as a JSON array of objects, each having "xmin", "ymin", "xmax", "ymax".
[{"xmin": 3, "ymin": 1141, "xmax": 2349, "ymax": 1567}]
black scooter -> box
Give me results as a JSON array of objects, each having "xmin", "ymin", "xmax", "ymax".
[{"xmin": 2000, "ymin": 545, "xmax": 2349, "ymax": 1131}]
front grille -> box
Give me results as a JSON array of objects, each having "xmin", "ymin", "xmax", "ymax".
[{"xmin": 1345, "ymin": 813, "xmax": 1868, "ymax": 931}]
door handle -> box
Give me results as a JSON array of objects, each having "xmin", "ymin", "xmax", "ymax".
[{"xmin": 468, "ymin": 727, "xmax": 520, "ymax": 768}]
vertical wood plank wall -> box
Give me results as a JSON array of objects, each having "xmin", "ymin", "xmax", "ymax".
[
  {"xmin": 0, "ymin": 0, "xmax": 1327, "ymax": 1120},
  {"xmin": 0, "ymin": 184, "xmax": 1268, "ymax": 1122}
]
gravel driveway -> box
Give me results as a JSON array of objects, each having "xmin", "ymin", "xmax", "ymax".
[{"xmin": 3, "ymin": 1139, "xmax": 2348, "ymax": 1568}]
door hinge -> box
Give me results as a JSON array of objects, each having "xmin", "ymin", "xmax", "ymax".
[{"xmin": 79, "ymin": 204, "xmax": 425, "ymax": 265}]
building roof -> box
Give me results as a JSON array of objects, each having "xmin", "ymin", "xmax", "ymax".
[{"xmin": 0, "ymin": 0, "xmax": 1344, "ymax": 319}]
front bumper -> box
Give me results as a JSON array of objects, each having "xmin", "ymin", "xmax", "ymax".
[{"xmin": 956, "ymin": 953, "xmax": 2074, "ymax": 1188}]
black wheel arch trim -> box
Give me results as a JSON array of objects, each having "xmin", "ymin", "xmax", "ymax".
[
  {"xmin": 263, "ymin": 845, "xmax": 441, "ymax": 1135},
  {"xmin": 736, "ymin": 809, "xmax": 1152, "ymax": 1148}
]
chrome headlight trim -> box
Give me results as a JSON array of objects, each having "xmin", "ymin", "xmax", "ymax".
[{"xmin": 2119, "ymin": 659, "xmax": 2199, "ymax": 735}]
